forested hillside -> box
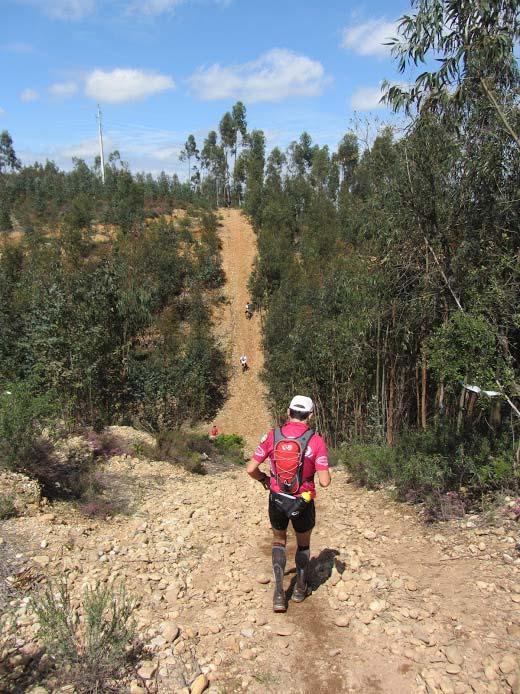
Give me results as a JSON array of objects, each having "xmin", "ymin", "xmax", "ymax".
[
  {"xmin": 245, "ymin": 0, "xmax": 520, "ymax": 506},
  {"xmin": 1, "ymin": 0, "xmax": 519, "ymax": 510},
  {"xmin": 0, "ymin": 149, "xmax": 229, "ymax": 469}
]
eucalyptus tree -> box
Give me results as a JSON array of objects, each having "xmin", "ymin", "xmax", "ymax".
[
  {"xmin": 0, "ymin": 131, "xmax": 21, "ymax": 173},
  {"xmin": 243, "ymin": 130, "xmax": 266, "ymax": 226},
  {"xmin": 231, "ymin": 101, "xmax": 248, "ymax": 199},
  {"xmin": 179, "ymin": 135, "xmax": 199, "ymax": 186},
  {"xmin": 232, "ymin": 101, "xmax": 248, "ymax": 144},
  {"xmin": 201, "ymin": 131, "xmax": 226, "ymax": 205},
  {"xmin": 337, "ymin": 133, "xmax": 359, "ymax": 187},
  {"xmin": 385, "ymin": 0, "xmax": 520, "ymax": 146},
  {"xmin": 219, "ymin": 112, "xmax": 237, "ymax": 205}
]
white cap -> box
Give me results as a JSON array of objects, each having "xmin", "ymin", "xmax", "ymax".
[{"xmin": 289, "ymin": 395, "xmax": 314, "ymax": 413}]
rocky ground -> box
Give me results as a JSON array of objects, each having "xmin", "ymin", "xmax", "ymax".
[
  {"xmin": 2, "ymin": 213, "xmax": 520, "ymax": 693},
  {"xmin": 1, "ymin": 438, "xmax": 520, "ymax": 694}
]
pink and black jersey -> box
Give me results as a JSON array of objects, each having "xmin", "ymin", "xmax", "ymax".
[{"xmin": 252, "ymin": 421, "xmax": 329, "ymax": 498}]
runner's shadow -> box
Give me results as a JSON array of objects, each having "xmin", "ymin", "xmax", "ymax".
[{"xmin": 287, "ymin": 548, "xmax": 341, "ymax": 599}]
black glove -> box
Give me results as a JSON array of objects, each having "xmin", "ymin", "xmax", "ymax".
[{"xmin": 258, "ymin": 473, "xmax": 270, "ymax": 490}]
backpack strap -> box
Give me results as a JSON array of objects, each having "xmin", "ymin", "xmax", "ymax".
[
  {"xmin": 274, "ymin": 425, "xmax": 314, "ymax": 453},
  {"xmin": 297, "ymin": 428, "xmax": 314, "ymax": 454},
  {"xmin": 273, "ymin": 427, "xmax": 284, "ymax": 445}
]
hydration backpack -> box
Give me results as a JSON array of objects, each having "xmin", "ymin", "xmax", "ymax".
[{"xmin": 273, "ymin": 426, "xmax": 314, "ymax": 495}]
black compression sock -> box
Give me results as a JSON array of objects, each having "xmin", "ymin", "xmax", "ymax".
[
  {"xmin": 272, "ymin": 544, "xmax": 286, "ymax": 570},
  {"xmin": 295, "ymin": 545, "xmax": 310, "ymax": 571}
]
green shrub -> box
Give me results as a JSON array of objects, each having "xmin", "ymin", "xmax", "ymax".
[
  {"xmin": 33, "ymin": 579, "xmax": 137, "ymax": 693},
  {"xmin": 338, "ymin": 442, "xmax": 393, "ymax": 488},
  {"xmin": 214, "ymin": 433, "xmax": 244, "ymax": 453},
  {"xmin": 0, "ymin": 381, "xmax": 57, "ymax": 471},
  {"xmin": 214, "ymin": 433, "xmax": 245, "ymax": 465},
  {"xmin": 155, "ymin": 429, "xmax": 207, "ymax": 474},
  {"xmin": 341, "ymin": 426, "xmax": 519, "ymax": 509},
  {"xmin": 0, "ymin": 494, "xmax": 17, "ymax": 519},
  {"xmin": 391, "ymin": 451, "xmax": 450, "ymax": 499},
  {"xmin": 154, "ymin": 429, "xmax": 246, "ymax": 472}
]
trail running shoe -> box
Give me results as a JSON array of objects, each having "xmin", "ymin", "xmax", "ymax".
[
  {"xmin": 291, "ymin": 582, "xmax": 308, "ymax": 603},
  {"xmin": 273, "ymin": 587, "xmax": 287, "ymax": 612}
]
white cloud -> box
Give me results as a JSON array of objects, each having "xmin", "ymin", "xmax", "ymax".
[
  {"xmin": 20, "ymin": 88, "xmax": 39, "ymax": 102},
  {"xmin": 59, "ymin": 137, "xmax": 108, "ymax": 159},
  {"xmin": 341, "ymin": 18, "xmax": 397, "ymax": 57},
  {"xmin": 129, "ymin": 0, "xmax": 230, "ymax": 14},
  {"xmin": 85, "ymin": 68, "xmax": 175, "ymax": 103},
  {"xmin": 49, "ymin": 81, "xmax": 78, "ymax": 97},
  {"xmin": 18, "ymin": 128, "xmax": 188, "ymax": 176},
  {"xmin": 188, "ymin": 48, "xmax": 329, "ymax": 103},
  {"xmin": 0, "ymin": 107, "xmax": 5, "ymax": 116},
  {"xmin": 17, "ymin": 0, "xmax": 95, "ymax": 21},
  {"xmin": 131, "ymin": 0, "xmax": 184, "ymax": 14},
  {"xmin": 147, "ymin": 146, "xmax": 182, "ymax": 161},
  {"xmin": 350, "ymin": 85, "xmax": 385, "ymax": 110}
]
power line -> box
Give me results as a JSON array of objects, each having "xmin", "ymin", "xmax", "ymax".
[{"xmin": 96, "ymin": 104, "xmax": 106, "ymax": 185}]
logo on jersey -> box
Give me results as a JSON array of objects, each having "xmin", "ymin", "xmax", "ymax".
[
  {"xmin": 304, "ymin": 445, "xmax": 313, "ymax": 457},
  {"xmin": 260, "ymin": 433, "xmax": 268, "ymax": 443}
]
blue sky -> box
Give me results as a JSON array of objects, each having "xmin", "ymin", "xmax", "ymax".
[{"xmin": 2, "ymin": 0, "xmax": 412, "ymax": 176}]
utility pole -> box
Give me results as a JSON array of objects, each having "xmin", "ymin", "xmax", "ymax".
[{"xmin": 97, "ymin": 104, "xmax": 106, "ymax": 185}]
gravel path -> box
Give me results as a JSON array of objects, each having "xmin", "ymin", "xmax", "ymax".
[{"xmin": 2, "ymin": 455, "xmax": 520, "ymax": 693}]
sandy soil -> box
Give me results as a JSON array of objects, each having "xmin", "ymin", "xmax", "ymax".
[{"xmin": 209, "ymin": 209, "xmax": 272, "ymax": 452}]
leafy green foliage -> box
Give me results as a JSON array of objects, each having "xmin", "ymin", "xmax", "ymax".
[
  {"xmin": 249, "ymin": 1, "xmax": 519, "ymax": 503},
  {"xmin": 339, "ymin": 443, "xmax": 392, "ymax": 489},
  {"xmin": 427, "ymin": 312, "xmax": 508, "ymax": 390},
  {"xmin": 214, "ymin": 433, "xmax": 245, "ymax": 463},
  {"xmin": 0, "ymin": 381, "xmax": 57, "ymax": 470},
  {"xmin": 340, "ymin": 427, "xmax": 518, "ymax": 502},
  {"xmin": 33, "ymin": 579, "xmax": 137, "ymax": 694},
  {"xmin": 154, "ymin": 429, "xmax": 245, "ymax": 471},
  {"xmin": 0, "ymin": 192, "xmax": 227, "ymax": 432},
  {"xmin": 0, "ymin": 494, "xmax": 18, "ymax": 519},
  {"xmin": 384, "ymin": 0, "xmax": 520, "ymax": 116}
]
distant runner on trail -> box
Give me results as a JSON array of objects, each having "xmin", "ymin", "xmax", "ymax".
[
  {"xmin": 245, "ymin": 302, "xmax": 253, "ymax": 319},
  {"xmin": 246, "ymin": 395, "xmax": 331, "ymax": 612},
  {"xmin": 209, "ymin": 425, "xmax": 219, "ymax": 439},
  {"xmin": 239, "ymin": 354, "xmax": 249, "ymax": 372}
]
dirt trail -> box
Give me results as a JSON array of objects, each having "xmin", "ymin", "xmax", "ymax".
[
  {"xmin": 4, "ymin": 457, "xmax": 520, "ymax": 694},
  {"xmin": 210, "ymin": 208, "xmax": 272, "ymax": 452},
  {"xmin": 2, "ymin": 210, "xmax": 520, "ymax": 693}
]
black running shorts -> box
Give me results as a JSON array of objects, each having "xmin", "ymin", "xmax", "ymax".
[{"xmin": 268, "ymin": 493, "xmax": 316, "ymax": 533}]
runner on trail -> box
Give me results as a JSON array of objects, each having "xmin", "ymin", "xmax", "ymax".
[
  {"xmin": 246, "ymin": 395, "xmax": 331, "ymax": 612},
  {"xmin": 239, "ymin": 355, "xmax": 249, "ymax": 372},
  {"xmin": 209, "ymin": 425, "xmax": 219, "ymax": 439},
  {"xmin": 245, "ymin": 302, "xmax": 253, "ymax": 319}
]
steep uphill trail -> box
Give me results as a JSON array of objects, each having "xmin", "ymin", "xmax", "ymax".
[
  {"xmin": 3, "ymin": 215, "xmax": 520, "ymax": 693},
  {"xmin": 210, "ymin": 208, "xmax": 272, "ymax": 451}
]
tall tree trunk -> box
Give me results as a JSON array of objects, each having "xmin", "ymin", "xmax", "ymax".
[
  {"xmin": 421, "ymin": 352, "xmax": 427, "ymax": 429},
  {"xmin": 376, "ymin": 317, "xmax": 381, "ymax": 433},
  {"xmin": 456, "ymin": 385, "xmax": 466, "ymax": 434},
  {"xmin": 490, "ymin": 401, "xmax": 502, "ymax": 430},
  {"xmin": 387, "ymin": 303, "xmax": 397, "ymax": 446},
  {"xmin": 415, "ymin": 362, "xmax": 421, "ymax": 427},
  {"xmin": 467, "ymin": 391, "xmax": 477, "ymax": 419},
  {"xmin": 387, "ymin": 360, "xmax": 396, "ymax": 446}
]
